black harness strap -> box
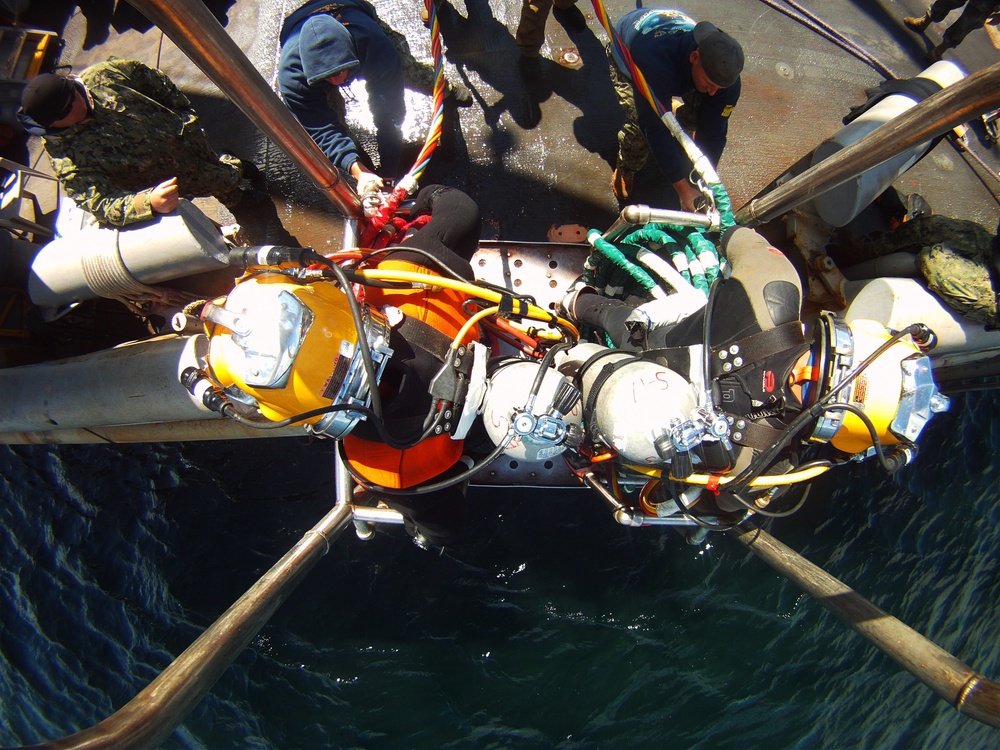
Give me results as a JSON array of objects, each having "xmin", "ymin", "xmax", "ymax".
[
  {"xmin": 497, "ymin": 293, "xmax": 529, "ymax": 318},
  {"xmin": 729, "ymin": 418, "xmax": 788, "ymax": 452},
  {"xmin": 573, "ymin": 349, "xmax": 629, "ymax": 423},
  {"xmin": 711, "ymin": 321, "xmax": 805, "ymax": 379},
  {"xmin": 397, "ymin": 314, "xmax": 474, "ymax": 376}
]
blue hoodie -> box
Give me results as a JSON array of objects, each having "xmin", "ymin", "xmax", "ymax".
[{"xmin": 278, "ymin": 0, "xmax": 405, "ymax": 176}]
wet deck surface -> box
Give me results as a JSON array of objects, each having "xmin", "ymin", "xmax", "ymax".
[{"xmin": 10, "ymin": 0, "xmax": 1000, "ymax": 252}]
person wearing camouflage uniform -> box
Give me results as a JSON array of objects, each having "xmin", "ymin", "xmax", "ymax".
[
  {"xmin": 904, "ymin": 0, "xmax": 1000, "ymax": 60},
  {"xmin": 19, "ymin": 59, "xmax": 255, "ymax": 227},
  {"xmin": 859, "ymin": 214, "xmax": 999, "ymax": 326}
]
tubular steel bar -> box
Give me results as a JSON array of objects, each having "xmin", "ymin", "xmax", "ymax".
[
  {"xmin": 729, "ymin": 523, "xmax": 1000, "ymax": 728},
  {"xmin": 31, "ymin": 502, "xmax": 354, "ymax": 750},
  {"xmin": 736, "ymin": 62, "xmax": 1000, "ymax": 226},
  {"xmin": 125, "ymin": 0, "xmax": 361, "ymax": 218},
  {"xmin": 602, "ymin": 204, "xmax": 715, "ymax": 244}
]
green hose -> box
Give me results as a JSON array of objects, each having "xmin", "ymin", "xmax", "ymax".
[
  {"xmin": 583, "ymin": 183, "xmax": 734, "ymax": 302},
  {"xmin": 585, "ymin": 230, "xmax": 659, "ymax": 295}
]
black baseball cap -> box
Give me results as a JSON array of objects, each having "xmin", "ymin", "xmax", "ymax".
[
  {"xmin": 693, "ymin": 22, "xmax": 744, "ymax": 88},
  {"xmin": 20, "ymin": 74, "xmax": 77, "ymax": 127}
]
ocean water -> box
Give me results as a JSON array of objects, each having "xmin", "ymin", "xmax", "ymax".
[{"xmin": 2, "ymin": 389, "xmax": 999, "ymax": 749}]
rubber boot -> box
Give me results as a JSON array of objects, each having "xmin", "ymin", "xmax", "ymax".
[{"xmin": 904, "ymin": 12, "xmax": 932, "ymax": 33}]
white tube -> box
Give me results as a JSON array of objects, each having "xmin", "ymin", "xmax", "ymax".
[
  {"xmin": 844, "ymin": 277, "xmax": 1000, "ymax": 354},
  {"xmin": 27, "ymin": 199, "xmax": 231, "ymax": 308},
  {"xmin": 635, "ymin": 247, "xmax": 700, "ymax": 298},
  {"xmin": 811, "ymin": 61, "xmax": 965, "ymax": 227},
  {"xmin": 0, "ymin": 334, "xmax": 215, "ymax": 432}
]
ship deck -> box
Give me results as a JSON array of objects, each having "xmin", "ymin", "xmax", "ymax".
[{"xmin": 7, "ymin": 0, "xmax": 1000, "ymax": 252}]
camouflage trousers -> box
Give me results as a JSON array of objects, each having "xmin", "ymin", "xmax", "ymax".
[
  {"xmin": 862, "ymin": 214, "xmax": 998, "ymax": 325},
  {"xmin": 606, "ymin": 44, "xmax": 699, "ymax": 175},
  {"xmin": 607, "ymin": 44, "xmax": 648, "ymax": 174},
  {"xmin": 927, "ymin": 0, "xmax": 1000, "ymax": 47},
  {"xmin": 179, "ymin": 138, "xmax": 244, "ymax": 209},
  {"xmin": 516, "ymin": 0, "xmax": 580, "ymax": 57}
]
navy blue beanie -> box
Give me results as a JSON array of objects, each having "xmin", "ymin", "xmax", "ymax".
[{"xmin": 300, "ymin": 15, "xmax": 360, "ymax": 86}]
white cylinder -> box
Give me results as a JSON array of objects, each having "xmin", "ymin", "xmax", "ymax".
[
  {"xmin": 0, "ymin": 334, "xmax": 216, "ymax": 432},
  {"xmin": 811, "ymin": 61, "xmax": 965, "ymax": 227},
  {"xmin": 844, "ymin": 277, "xmax": 1000, "ymax": 355},
  {"xmin": 27, "ymin": 199, "xmax": 231, "ymax": 308},
  {"xmin": 482, "ymin": 361, "xmax": 583, "ymax": 461},
  {"xmin": 557, "ymin": 343, "xmax": 697, "ymax": 465}
]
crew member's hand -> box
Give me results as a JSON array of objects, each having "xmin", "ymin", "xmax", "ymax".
[
  {"xmin": 672, "ymin": 178, "xmax": 702, "ymax": 214},
  {"xmin": 150, "ymin": 177, "xmax": 180, "ymax": 214},
  {"xmin": 351, "ymin": 163, "xmax": 384, "ymax": 196}
]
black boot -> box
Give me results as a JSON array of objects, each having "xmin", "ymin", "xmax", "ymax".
[{"xmin": 904, "ymin": 12, "xmax": 932, "ymax": 33}]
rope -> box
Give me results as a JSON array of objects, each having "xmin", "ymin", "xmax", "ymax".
[
  {"xmin": 359, "ymin": 0, "xmax": 447, "ymax": 246},
  {"xmin": 755, "ymin": 0, "xmax": 897, "ymax": 80}
]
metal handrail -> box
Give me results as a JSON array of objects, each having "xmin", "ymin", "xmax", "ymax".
[
  {"xmin": 729, "ymin": 522, "xmax": 1000, "ymax": 728},
  {"xmin": 735, "ymin": 62, "xmax": 1000, "ymax": 226},
  {"xmin": 28, "ymin": 502, "xmax": 354, "ymax": 750},
  {"xmin": 125, "ymin": 0, "xmax": 362, "ymax": 218}
]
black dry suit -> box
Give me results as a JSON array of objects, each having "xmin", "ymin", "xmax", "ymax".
[{"xmin": 574, "ymin": 227, "xmax": 811, "ymax": 511}]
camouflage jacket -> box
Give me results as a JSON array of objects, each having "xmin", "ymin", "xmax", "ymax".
[{"xmin": 40, "ymin": 59, "xmax": 206, "ymax": 226}]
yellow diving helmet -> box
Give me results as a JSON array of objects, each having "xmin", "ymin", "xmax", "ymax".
[
  {"xmin": 202, "ymin": 273, "xmax": 393, "ymax": 438},
  {"xmin": 810, "ymin": 312, "xmax": 949, "ymax": 455}
]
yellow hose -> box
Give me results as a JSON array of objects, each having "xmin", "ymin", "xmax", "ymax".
[
  {"xmin": 622, "ymin": 462, "xmax": 831, "ymax": 487},
  {"xmin": 453, "ymin": 305, "xmax": 499, "ymax": 348},
  {"xmin": 354, "ymin": 268, "xmax": 580, "ymax": 339}
]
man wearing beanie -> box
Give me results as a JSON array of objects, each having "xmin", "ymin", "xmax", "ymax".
[
  {"xmin": 18, "ymin": 60, "xmax": 264, "ymax": 227},
  {"xmin": 278, "ymin": 0, "xmax": 470, "ymax": 197},
  {"xmin": 607, "ymin": 9, "xmax": 744, "ymax": 211}
]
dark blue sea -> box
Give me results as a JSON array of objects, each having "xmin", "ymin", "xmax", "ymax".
[{"xmin": 2, "ymin": 389, "xmax": 999, "ymax": 748}]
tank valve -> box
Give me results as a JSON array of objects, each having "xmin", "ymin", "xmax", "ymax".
[
  {"xmin": 909, "ymin": 324, "xmax": 938, "ymax": 352},
  {"xmin": 180, "ymin": 367, "xmax": 229, "ymax": 415}
]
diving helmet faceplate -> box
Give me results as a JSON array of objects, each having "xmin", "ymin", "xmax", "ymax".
[{"xmin": 202, "ymin": 274, "xmax": 393, "ymax": 438}]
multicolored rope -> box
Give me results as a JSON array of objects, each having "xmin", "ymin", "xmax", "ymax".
[{"xmin": 360, "ymin": 0, "xmax": 448, "ymax": 246}]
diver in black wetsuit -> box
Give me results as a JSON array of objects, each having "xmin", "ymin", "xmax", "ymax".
[{"xmin": 563, "ymin": 226, "xmax": 813, "ymax": 517}]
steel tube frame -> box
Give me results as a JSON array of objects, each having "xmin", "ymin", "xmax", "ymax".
[
  {"xmin": 729, "ymin": 523, "xmax": 1000, "ymax": 728},
  {"xmin": 601, "ymin": 204, "xmax": 715, "ymax": 244},
  {"xmin": 0, "ymin": 420, "xmax": 305, "ymax": 445},
  {"xmin": 125, "ymin": 0, "xmax": 361, "ymax": 218},
  {"xmin": 736, "ymin": 62, "xmax": 1000, "ymax": 226},
  {"xmin": 35, "ymin": 502, "xmax": 354, "ymax": 749}
]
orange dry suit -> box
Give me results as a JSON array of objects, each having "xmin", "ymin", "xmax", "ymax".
[{"xmin": 342, "ymin": 258, "xmax": 480, "ymax": 488}]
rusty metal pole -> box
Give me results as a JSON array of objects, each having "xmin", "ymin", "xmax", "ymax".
[
  {"xmin": 30, "ymin": 502, "xmax": 354, "ymax": 750},
  {"xmin": 736, "ymin": 62, "xmax": 1000, "ymax": 226},
  {"xmin": 125, "ymin": 0, "xmax": 362, "ymax": 218},
  {"xmin": 729, "ymin": 523, "xmax": 1000, "ymax": 728}
]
